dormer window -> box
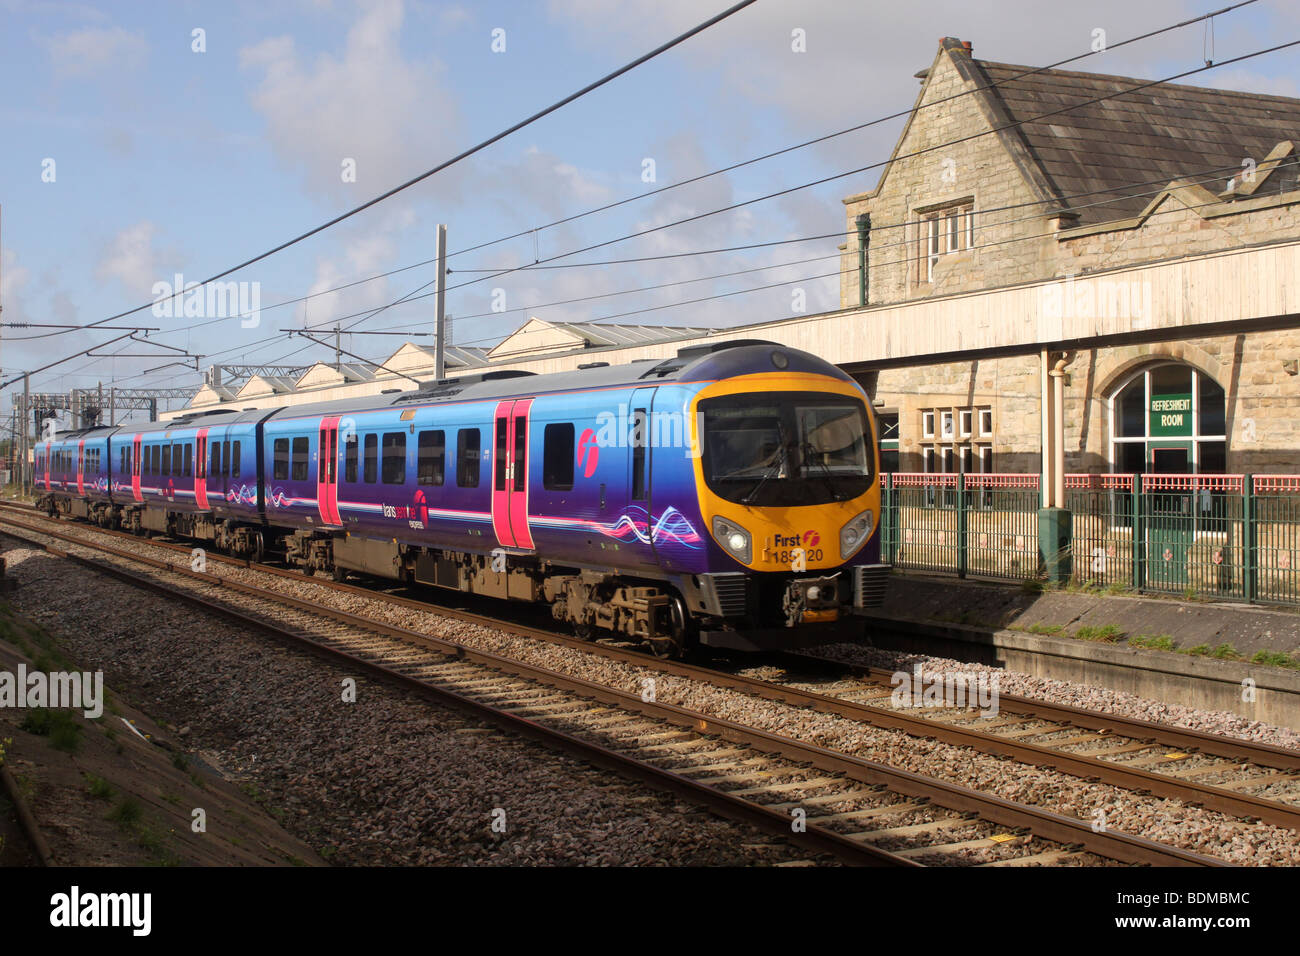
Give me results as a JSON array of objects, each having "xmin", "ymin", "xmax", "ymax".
[{"xmin": 920, "ymin": 200, "xmax": 975, "ymax": 282}]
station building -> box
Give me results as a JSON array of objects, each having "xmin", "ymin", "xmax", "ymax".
[{"xmin": 839, "ymin": 37, "xmax": 1300, "ymax": 476}]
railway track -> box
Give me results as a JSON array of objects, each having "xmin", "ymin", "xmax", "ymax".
[
  {"xmin": 7, "ymin": 503, "xmax": 1295, "ymax": 833},
  {"xmin": 0, "ymin": 505, "xmax": 1227, "ymax": 866}
]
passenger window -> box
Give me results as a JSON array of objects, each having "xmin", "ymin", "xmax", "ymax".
[
  {"xmin": 513, "ymin": 417, "xmax": 527, "ymax": 492},
  {"xmin": 345, "ymin": 437, "xmax": 358, "ymax": 483},
  {"xmin": 381, "ymin": 432, "xmax": 406, "ymax": 484},
  {"xmin": 152, "ymin": 445, "xmax": 161, "ymax": 475},
  {"xmin": 291, "ymin": 437, "xmax": 309, "ymax": 481},
  {"xmin": 224, "ymin": 441, "xmax": 233, "ymax": 477},
  {"xmin": 417, "ymin": 430, "xmax": 445, "ymax": 486},
  {"xmin": 185, "ymin": 443, "xmax": 193, "ymax": 477},
  {"xmin": 458, "ymin": 429, "xmax": 480, "ymax": 488},
  {"xmin": 543, "ymin": 423, "xmax": 574, "ymax": 490},
  {"xmin": 494, "ymin": 418, "xmax": 508, "ymax": 491},
  {"xmin": 162, "ymin": 444, "xmax": 171, "ymax": 476},
  {"xmin": 230, "ymin": 441, "xmax": 240, "ymax": 478},
  {"xmin": 213, "ymin": 441, "xmax": 223, "ymax": 479},
  {"xmin": 272, "ymin": 439, "xmax": 288, "ymax": 480},
  {"xmin": 363, "ymin": 434, "xmax": 378, "ymax": 483},
  {"xmin": 631, "ymin": 409, "xmax": 648, "ymax": 500}
]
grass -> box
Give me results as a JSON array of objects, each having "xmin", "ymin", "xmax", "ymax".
[
  {"xmin": 1181, "ymin": 643, "xmax": 1211, "ymax": 656},
  {"xmin": 106, "ymin": 797, "xmax": 143, "ymax": 827},
  {"xmin": 1026, "ymin": 623, "xmax": 1064, "ymax": 635},
  {"xmin": 171, "ymin": 751, "xmax": 189, "ymax": 772},
  {"xmin": 105, "ymin": 796, "xmax": 179, "ymax": 866},
  {"xmin": 1128, "ymin": 634, "xmax": 1177, "ymax": 652},
  {"xmin": 1250, "ymin": 649, "xmax": 1300, "ymax": 669},
  {"xmin": 1073, "ymin": 624, "xmax": 1125, "ymax": 643},
  {"xmin": 20, "ymin": 708, "xmax": 83, "ymax": 753},
  {"xmin": 84, "ymin": 773, "xmax": 114, "ymax": 801},
  {"xmin": 1211, "ymin": 642, "xmax": 1242, "ymax": 661}
]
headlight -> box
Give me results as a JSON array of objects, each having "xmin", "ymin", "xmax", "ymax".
[
  {"xmin": 840, "ymin": 509, "xmax": 874, "ymax": 559},
  {"xmin": 711, "ymin": 515, "xmax": 752, "ymax": 564}
]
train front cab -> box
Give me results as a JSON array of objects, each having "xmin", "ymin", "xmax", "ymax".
[{"xmin": 684, "ymin": 359, "xmax": 889, "ymax": 651}]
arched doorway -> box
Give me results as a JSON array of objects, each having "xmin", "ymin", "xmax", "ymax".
[{"xmin": 1109, "ymin": 363, "xmax": 1227, "ymax": 474}]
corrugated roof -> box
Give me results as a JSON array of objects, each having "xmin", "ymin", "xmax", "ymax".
[{"xmin": 554, "ymin": 321, "xmax": 714, "ymax": 346}]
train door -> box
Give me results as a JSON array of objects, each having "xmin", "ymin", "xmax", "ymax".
[
  {"xmin": 316, "ymin": 417, "xmax": 341, "ymax": 526},
  {"xmin": 42, "ymin": 442, "xmax": 51, "ymax": 491},
  {"xmin": 195, "ymin": 429, "xmax": 209, "ymax": 510},
  {"xmin": 207, "ymin": 427, "xmax": 228, "ymax": 507},
  {"xmin": 630, "ymin": 387, "xmax": 655, "ymax": 560},
  {"xmin": 491, "ymin": 398, "xmax": 534, "ymax": 550},
  {"xmin": 132, "ymin": 435, "xmax": 143, "ymax": 502}
]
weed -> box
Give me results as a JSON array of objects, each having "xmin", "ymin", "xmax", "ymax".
[
  {"xmin": 1129, "ymin": 634, "xmax": 1176, "ymax": 651},
  {"xmin": 107, "ymin": 797, "xmax": 142, "ymax": 827},
  {"xmin": 21, "ymin": 709, "xmax": 82, "ymax": 753},
  {"xmin": 84, "ymin": 773, "xmax": 114, "ymax": 800},
  {"xmin": 1211, "ymin": 642, "xmax": 1242, "ymax": 661},
  {"xmin": 1074, "ymin": 624, "xmax": 1125, "ymax": 643},
  {"xmin": 1027, "ymin": 623, "xmax": 1064, "ymax": 635},
  {"xmin": 1182, "ymin": 643, "xmax": 1211, "ymax": 656},
  {"xmin": 1250, "ymin": 649, "xmax": 1300, "ymax": 669}
]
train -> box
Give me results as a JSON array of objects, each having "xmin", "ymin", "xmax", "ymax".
[{"xmin": 32, "ymin": 340, "xmax": 889, "ymax": 655}]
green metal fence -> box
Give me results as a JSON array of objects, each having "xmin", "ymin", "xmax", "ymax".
[
  {"xmin": 882, "ymin": 472, "xmax": 1300, "ymax": 607},
  {"xmin": 883, "ymin": 473, "xmax": 1040, "ymax": 581}
]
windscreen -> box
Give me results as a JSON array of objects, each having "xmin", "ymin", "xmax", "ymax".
[{"xmin": 701, "ymin": 392, "xmax": 873, "ymax": 507}]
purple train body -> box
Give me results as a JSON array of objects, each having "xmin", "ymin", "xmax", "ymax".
[{"xmin": 36, "ymin": 341, "xmax": 888, "ymax": 654}]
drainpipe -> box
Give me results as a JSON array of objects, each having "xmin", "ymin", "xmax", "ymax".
[
  {"xmin": 1050, "ymin": 352, "xmax": 1071, "ymax": 509},
  {"xmin": 855, "ymin": 213, "xmax": 871, "ymax": 308},
  {"xmin": 1038, "ymin": 351, "xmax": 1074, "ymax": 584}
]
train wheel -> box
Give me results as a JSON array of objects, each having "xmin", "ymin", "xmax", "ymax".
[
  {"xmin": 647, "ymin": 593, "xmax": 693, "ymax": 659},
  {"xmin": 573, "ymin": 622, "xmax": 596, "ymax": 641}
]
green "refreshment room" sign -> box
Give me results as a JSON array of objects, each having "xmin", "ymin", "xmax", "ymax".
[{"xmin": 1150, "ymin": 393, "xmax": 1192, "ymax": 436}]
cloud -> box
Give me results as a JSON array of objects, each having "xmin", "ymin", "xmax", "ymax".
[
  {"xmin": 46, "ymin": 25, "xmax": 146, "ymax": 76},
  {"xmin": 239, "ymin": 0, "xmax": 462, "ymax": 198},
  {"xmin": 95, "ymin": 221, "xmax": 158, "ymax": 296}
]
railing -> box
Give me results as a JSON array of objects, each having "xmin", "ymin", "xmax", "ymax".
[{"xmin": 880, "ymin": 472, "xmax": 1300, "ymax": 607}]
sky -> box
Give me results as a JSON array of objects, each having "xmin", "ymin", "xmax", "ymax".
[{"xmin": 1, "ymin": 0, "xmax": 1298, "ymax": 422}]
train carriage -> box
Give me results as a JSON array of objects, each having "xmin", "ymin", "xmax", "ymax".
[{"xmin": 36, "ymin": 341, "xmax": 889, "ymax": 655}]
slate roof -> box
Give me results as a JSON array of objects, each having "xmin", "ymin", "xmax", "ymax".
[{"xmin": 974, "ymin": 58, "xmax": 1300, "ymax": 224}]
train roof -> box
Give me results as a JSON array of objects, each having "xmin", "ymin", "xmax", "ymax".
[
  {"xmin": 50, "ymin": 340, "xmax": 858, "ymax": 439},
  {"xmin": 259, "ymin": 340, "xmax": 855, "ymax": 424}
]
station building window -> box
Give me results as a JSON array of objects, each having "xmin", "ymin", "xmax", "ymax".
[
  {"xmin": 918, "ymin": 200, "xmax": 975, "ymax": 283},
  {"xmin": 1110, "ymin": 363, "xmax": 1226, "ymax": 473},
  {"xmin": 918, "ymin": 405, "xmax": 994, "ymax": 478}
]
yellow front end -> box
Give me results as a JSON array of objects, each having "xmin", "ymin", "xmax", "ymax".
[{"xmin": 690, "ymin": 371, "xmax": 881, "ymax": 575}]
